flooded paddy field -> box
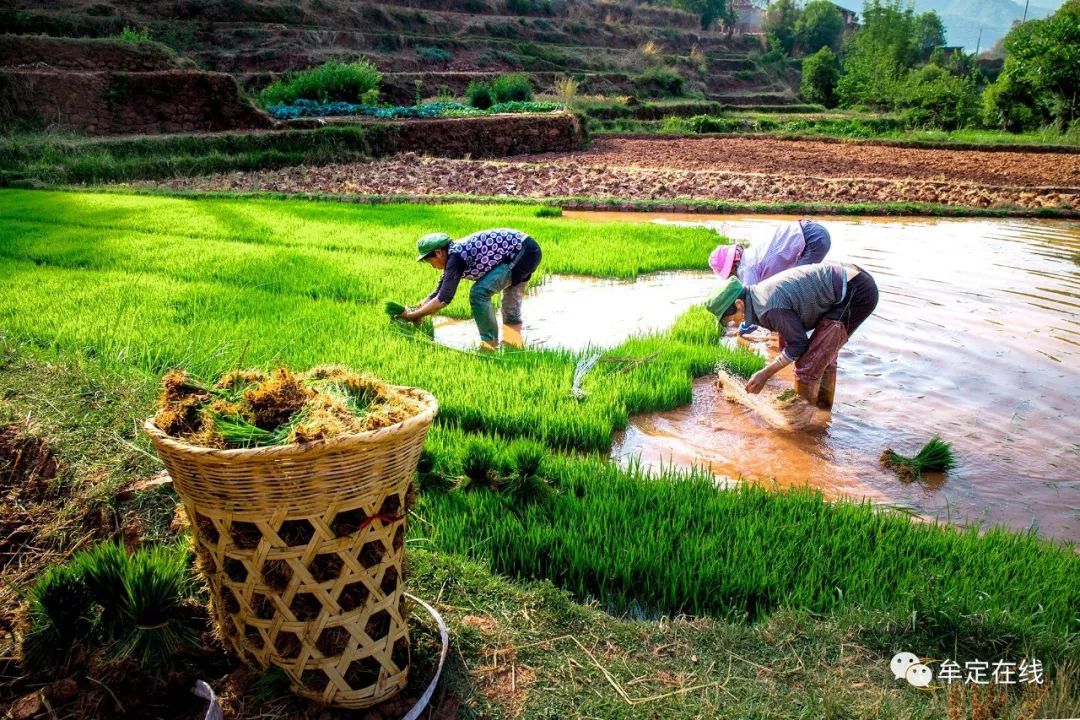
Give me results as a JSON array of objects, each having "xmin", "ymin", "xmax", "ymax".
[{"xmin": 441, "ymin": 213, "xmax": 1080, "ymax": 541}]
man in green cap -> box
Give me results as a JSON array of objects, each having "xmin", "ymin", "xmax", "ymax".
[
  {"xmin": 400, "ymin": 228, "xmax": 542, "ymax": 350},
  {"xmin": 707, "ymin": 262, "xmax": 879, "ymax": 411}
]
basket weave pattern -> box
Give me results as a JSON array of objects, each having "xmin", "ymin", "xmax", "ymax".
[{"xmin": 145, "ymin": 387, "xmax": 437, "ymax": 709}]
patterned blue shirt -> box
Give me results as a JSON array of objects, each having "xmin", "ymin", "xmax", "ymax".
[{"xmin": 428, "ymin": 229, "xmax": 527, "ymax": 304}]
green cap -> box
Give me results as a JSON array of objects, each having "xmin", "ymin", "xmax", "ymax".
[
  {"xmin": 416, "ymin": 232, "xmax": 451, "ymax": 261},
  {"xmin": 704, "ymin": 276, "xmax": 744, "ymax": 318}
]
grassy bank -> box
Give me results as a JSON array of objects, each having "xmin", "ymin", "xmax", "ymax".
[
  {"xmin": 587, "ymin": 113, "xmax": 1080, "ymax": 150},
  {"xmin": 2, "ymin": 190, "xmax": 1078, "ymax": 717},
  {"xmin": 114, "ymin": 186, "xmax": 1080, "ymax": 220},
  {"xmin": 0, "ymin": 126, "xmax": 402, "ymax": 186}
]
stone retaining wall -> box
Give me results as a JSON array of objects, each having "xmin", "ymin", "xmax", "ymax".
[
  {"xmin": 0, "ymin": 34, "xmax": 182, "ymax": 72},
  {"xmin": 0, "ymin": 70, "xmax": 273, "ymax": 134},
  {"xmin": 385, "ymin": 112, "xmax": 585, "ymax": 157}
]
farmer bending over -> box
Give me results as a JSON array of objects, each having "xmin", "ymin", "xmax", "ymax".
[
  {"xmin": 709, "ymin": 219, "xmax": 832, "ymax": 285},
  {"xmin": 709, "ymin": 262, "xmax": 878, "ymax": 411},
  {"xmin": 401, "ymin": 229, "xmax": 542, "ymax": 350}
]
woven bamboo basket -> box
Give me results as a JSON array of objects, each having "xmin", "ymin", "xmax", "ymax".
[{"xmin": 144, "ymin": 386, "xmax": 437, "ymax": 709}]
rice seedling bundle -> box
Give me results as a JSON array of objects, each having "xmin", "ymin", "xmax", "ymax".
[
  {"xmin": 880, "ymin": 436, "xmax": 956, "ymax": 481},
  {"xmin": 21, "ymin": 541, "xmax": 200, "ymax": 677}
]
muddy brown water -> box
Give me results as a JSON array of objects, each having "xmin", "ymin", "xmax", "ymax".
[{"xmin": 437, "ymin": 213, "xmax": 1080, "ymax": 543}]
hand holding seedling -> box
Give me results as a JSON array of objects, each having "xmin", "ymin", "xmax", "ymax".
[{"xmin": 745, "ymin": 369, "xmax": 769, "ymax": 394}]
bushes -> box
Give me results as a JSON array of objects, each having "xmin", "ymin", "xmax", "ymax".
[
  {"xmin": 258, "ymin": 59, "xmax": 382, "ymax": 106},
  {"xmin": 117, "ymin": 26, "xmax": 152, "ymax": 44},
  {"xmin": 468, "ymin": 73, "xmax": 534, "ymax": 109},
  {"xmin": 635, "ymin": 67, "xmax": 685, "ymax": 98},
  {"xmin": 800, "ymin": 47, "xmax": 840, "ymax": 108},
  {"xmin": 416, "ymin": 46, "xmax": 453, "ymax": 64},
  {"xmin": 993, "ymin": 1, "xmax": 1080, "ymax": 129},
  {"xmin": 981, "ymin": 73, "xmax": 1040, "ymax": 132},
  {"xmin": 895, "ymin": 64, "xmax": 978, "ymax": 130},
  {"xmin": 467, "ymin": 80, "xmax": 495, "ymax": 110},
  {"xmin": 492, "ymin": 73, "xmax": 534, "ymax": 103}
]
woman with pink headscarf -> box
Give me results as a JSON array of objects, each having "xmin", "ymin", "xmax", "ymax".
[{"xmin": 708, "ymin": 219, "xmax": 832, "ymax": 286}]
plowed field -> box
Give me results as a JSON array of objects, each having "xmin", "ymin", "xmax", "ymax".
[{"xmin": 153, "ymin": 136, "xmax": 1080, "ymax": 211}]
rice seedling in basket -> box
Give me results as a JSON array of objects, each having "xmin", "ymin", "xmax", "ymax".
[
  {"xmin": 152, "ymin": 365, "xmax": 425, "ymax": 449},
  {"xmin": 880, "ymin": 436, "xmax": 956, "ymax": 481}
]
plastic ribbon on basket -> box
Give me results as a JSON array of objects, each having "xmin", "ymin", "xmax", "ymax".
[
  {"xmin": 193, "ymin": 680, "xmax": 223, "ymax": 720},
  {"xmin": 401, "ymin": 593, "xmax": 449, "ymax": 720}
]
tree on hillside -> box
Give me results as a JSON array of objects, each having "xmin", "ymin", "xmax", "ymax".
[
  {"xmin": 763, "ymin": 0, "xmax": 801, "ymax": 54},
  {"xmin": 894, "ymin": 63, "xmax": 978, "ymax": 129},
  {"xmin": 800, "ymin": 46, "xmax": 841, "ymax": 106},
  {"xmin": 991, "ymin": 0, "xmax": 1080, "ymax": 128},
  {"xmin": 672, "ymin": 0, "xmax": 732, "ymax": 29},
  {"xmin": 914, "ymin": 11, "xmax": 947, "ymax": 54},
  {"xmin": 794, "ymin": 0, "xmax": 844, "ymax": 54},
  {"xmin": 836, "ymin": 0, "xmax": 918, "ymax": 107}
]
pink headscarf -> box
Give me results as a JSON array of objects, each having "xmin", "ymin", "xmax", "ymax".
[{"xmin": 708, "ymin": 244, "xmax": 742, "ymax": 277}]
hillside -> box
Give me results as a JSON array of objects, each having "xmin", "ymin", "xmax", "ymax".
[{"xmin": 4, "ymin": 0, "xmax": 798, "ymax": 105}]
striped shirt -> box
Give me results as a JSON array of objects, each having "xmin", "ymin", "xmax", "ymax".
[{"xmin": 744, "ymin": 263, "xmax": 848, "ymax": 361}]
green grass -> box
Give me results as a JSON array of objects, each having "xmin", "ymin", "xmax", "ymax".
[
  {"xmin": 1, "ymin": 188, "xmax": 1077, "ymax": 692},
  {"xmin": 591, "ymin": 112, "xmax": 1080, "ymax": 149},
  {"xmin": 0, "ymin": 126, "xmax": 404, "ymax": 186}
]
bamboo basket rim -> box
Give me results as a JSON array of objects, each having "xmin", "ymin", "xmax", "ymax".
[{"xmin": 143, "ymin": 385, "xmax": 438, "ymax": 460}]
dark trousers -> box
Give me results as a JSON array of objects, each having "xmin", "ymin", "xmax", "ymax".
[
  {"xmin": 822, "ymin": 269, "xmax": 878, "ymax": 337},
  {"xmin": 796, "ymin": 221, "xmax": 832, "ymax": 266},
  {"xmin": 794, "ymin": 269, "xmax": 878, "ymax": 383}
]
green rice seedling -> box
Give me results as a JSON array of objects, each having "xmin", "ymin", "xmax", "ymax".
[
  {"xmin": 385, "ymin": 300, "xmax": 436, "ymax": 339},
  {"xmin": 250, "ymin": 666, "xmax": 291, "ymax": 701},
  {"xmin": 880, "ymin": 436, "xmax": 956, "ymax": 481},
  {"xmin": 415, "ymin": 448, "xmax": 455, "ymax": 493},
  {"xmin": 208, "ymin": 412, "xmax": 281, "ymax": 447},
  {"xmin": 535, "ymin": 205, "xmax": 562, "ymax": 218},
  {"xmin": 110, "ymin": 542, "xmax": 200, "ymax": 672},
  {"xmin": 21, "ymin": 562, "xmax": 94, "ymax": 673},
  {"xmin": 77, "ymin": 540, "xmax": 133, "ymax": 639},
  {"xmin": 458, "ymin": 437, "xmax": 500, "ymax": 490},
  {"xmin": 501, "ymin": 439, "xmax": 552, "ymax": 505},
  {"xmin": 417, "ymin": 441, "xmax": 1080, "ymax": 663}
]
